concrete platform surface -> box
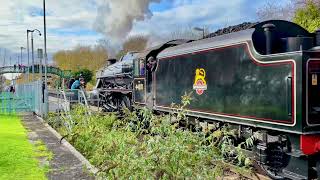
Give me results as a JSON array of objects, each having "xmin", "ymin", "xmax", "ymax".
[{"xmin": 23, "ymin": 115, "xmax": 95, "ymax": 180}]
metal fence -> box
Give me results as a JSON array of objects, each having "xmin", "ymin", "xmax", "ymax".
[
  {"xmin": 0, "ymin": 92, "xmax": 32, "ymax": 114},
  {"xmin": 48, "ymin": 87, "xmax": 99, "ymax": 114},
  {"xmin": 0, "ymin": 80, "xmax": 48, "ymax": 116}
]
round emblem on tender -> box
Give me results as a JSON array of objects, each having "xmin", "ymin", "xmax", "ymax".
[
  {"xmin": 193, "ymin": 68, "xmax": 207, "ymax": 95},
  {"xmin": 195, "ymin": 80, "xmax": 205, "ymax": 95}
]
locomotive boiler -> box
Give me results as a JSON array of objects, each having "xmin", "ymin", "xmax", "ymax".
[{"xmin": 96, "ymin": 20, "xmax": 320, "ymax": 179}]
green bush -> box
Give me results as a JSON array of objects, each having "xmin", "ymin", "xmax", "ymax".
[
  {"xmin": 47, "ymin": 94, "xmax": 253, "ymax": 179},
  {"xmin": 72, "ymin": 68, "xmax": 93, "ymax": 83},
  {"xmin": 293, "ymin": 1, "xmax": 320, "ymax": 32}
]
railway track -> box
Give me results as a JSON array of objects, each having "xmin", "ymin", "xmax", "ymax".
[{"xmin": 220, "ymin": 163, "xmax": 270, "ymax": 180}]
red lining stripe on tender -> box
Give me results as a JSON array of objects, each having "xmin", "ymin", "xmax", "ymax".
[{"xmin": 155, "ymin": 43, "xmax": 295, "ymax": 124}]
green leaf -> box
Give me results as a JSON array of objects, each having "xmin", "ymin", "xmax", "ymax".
[{"xmin": 293, "ymin": 1, "xmax": 320, "ymax": 32}]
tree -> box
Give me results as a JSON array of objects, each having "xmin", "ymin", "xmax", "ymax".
[
  {"xmin": 169, "ymin": 26, "xmax": 210, "ymax": 40},
  {"xmin": 256, "ymin": 0, "xmax": 320, "ymax": 21},
  {"xmin": 53, "ymin": 45, "xmax": 109, "ymax": 89},
  {"xmin": 294, "ymin": 0, "xmax": 320, "ymax": 7},
  {"xmin": 256, "ymin": 0, "xmax": 294, "ymax": 21},
  {"xmin": 73, "ymin": 68, "xmax": 93, "ymax": 84},
  {"xmin": 116, "ymin": 35, "xmax": 148, "ymax": 59},
  {"xmin": 96, "ymin": 38, "xmax": 110, "ymax": 52},
  {"xmin": 293, "ymin": 1, "xmax": 320, "ymax": 32},
  {"xmin": 53, "ymin": 45, "xmax": 108, "ymax": 72}
]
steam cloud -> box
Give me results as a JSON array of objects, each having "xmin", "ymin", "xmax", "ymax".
[{"xmin": 94, "ymin": 0, "xmax": 161, "ymax": 55}]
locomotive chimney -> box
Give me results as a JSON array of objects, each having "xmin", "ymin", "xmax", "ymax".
[
  {"xmin": 316, "ymin": 29, "xmax": 320, "ymax": 46},
  {"xmin": 262, "ymin": 23, "xmax": 276, "ymax": 55},
  {"xmin": 107, "ymin": 59, "xmax": 117, "ymax": 66}
]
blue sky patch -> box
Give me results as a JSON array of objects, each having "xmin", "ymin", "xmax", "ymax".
[
  {"xmin": 0, "ymin": 0, "xmax": 297, "ymax": 61},
  {"xmin": 149, "ymin": 0, "xmax": 174, "ymax": 12},
  {"xmin": 49, "ymin": 28, "xmax": 98, "ymax": 36},
  {"xmin": 29, "ymin": 6, "xmax": 53, "ymax": 17}
]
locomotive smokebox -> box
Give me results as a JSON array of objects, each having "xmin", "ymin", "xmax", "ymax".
[
  {"xmin": 316, "ymin": 29, "xmax": 320, "ymax": 46},
  {"xmin": 262, "ymin": 23, "xmax": 276, "ymax": 54}
]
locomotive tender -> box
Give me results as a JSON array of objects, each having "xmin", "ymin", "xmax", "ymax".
[{"xmin": 95, "ymin": 20, "xmax": 320, "ymax": 179}]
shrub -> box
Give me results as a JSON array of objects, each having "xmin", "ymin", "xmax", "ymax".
[
  {"xmin": 46, "ymin": 94, "xmax": 253, "ymax": 179},
  {"xmin": 73, "ymin": 68, "xmax": 93, "ymax": 83},
  {"xmin": 293, "ymin": 1, "xmax": 320, "ymax": 32}
]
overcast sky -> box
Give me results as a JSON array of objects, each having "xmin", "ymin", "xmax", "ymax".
[{"xmin": 0, "ymin": 0, "xmax": 290, "ymax": 66}]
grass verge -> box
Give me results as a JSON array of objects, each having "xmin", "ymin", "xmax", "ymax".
[{"xmin": 0, "ymin": 115, "xmax": 48, "ymax": 180}]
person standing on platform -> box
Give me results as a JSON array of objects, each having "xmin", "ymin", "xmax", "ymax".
[
  {"xmin": 68, "ymin": 78, "xmax": 75, "ymax": 89},
  {"xmin": 71, "ymin": 77, "xmax": 80, "ymax": 90},
  {"xmin": 71, "ymin": 77, "xmax": 81, "ymax": 102}
]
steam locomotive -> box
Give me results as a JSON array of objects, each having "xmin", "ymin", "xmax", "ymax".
[{"xmin": 95, "ymin": 20, "xmax": 320, "ymax": 179}]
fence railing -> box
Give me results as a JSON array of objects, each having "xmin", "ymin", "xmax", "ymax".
[
  {"xmin": 48, "ymin": 87, "xmax": 98, "ymax": 114},
  {"xmin": 0, "ymin": 92, "xmax": 32, "ymax": 114},
  {"xmin": 0, "ymin": 80, "xmax": 48, "ymax": 116}
]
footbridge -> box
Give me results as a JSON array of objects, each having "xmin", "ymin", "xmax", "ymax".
[{"xmin": 0, "ymin": 65, "xmax": 72, "ymax": 78}]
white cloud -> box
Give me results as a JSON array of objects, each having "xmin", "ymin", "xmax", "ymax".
[
  {"xmin": 0, "ymin": 0, "xmax": 100, "ymax": 65},
  {"xmin": 130, "ymin": 0, "xmax": 259, "ymax": 43},
  {"xmin": 0, "ymin": 0, "xmax": 267, "ymax": 65}
]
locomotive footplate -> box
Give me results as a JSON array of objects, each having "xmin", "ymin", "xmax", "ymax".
[{"xmin": 100, "ymin": 88, "xmax": 132, "ymax": 94}]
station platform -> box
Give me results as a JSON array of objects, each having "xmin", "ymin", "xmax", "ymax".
[{"xmin": 23, "ymin": 114, "xmax": 95, "ymax": 180}]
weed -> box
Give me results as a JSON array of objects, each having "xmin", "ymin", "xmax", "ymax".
[
  {"xmin": 47, "ymin": 93, "xmax": 253, "ymax": 179},
  {"xmin": 34, "ymin": 140, "xmax": 54, "ymax": 161}
]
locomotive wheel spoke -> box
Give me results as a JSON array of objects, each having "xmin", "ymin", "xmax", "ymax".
[{"xmin": 118, "ymin": 95, "xmax": 131, "ymax": 111}]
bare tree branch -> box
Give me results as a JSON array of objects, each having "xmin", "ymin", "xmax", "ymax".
[
  {"xmin": 257, "ymin": 0, "xmax": 320, "ymax": 21},
  {"xmin": 256, "ymin": 0, "xmax": 294, "ymax": 21}
]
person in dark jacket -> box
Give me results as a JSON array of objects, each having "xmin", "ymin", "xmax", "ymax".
[
  {"xmin": 9, "ymin": 86, "xmax": 15, "ymax": 93},
  {"xmin": 68, "ymin": 78, "xmax": 75, "ymax": 89},
  {"xmin": 71, "ymin": 77, "xmax": 81, "ymax": 90},
  {"xmin": 71, "ymin": 77, "xmax": 80, "ymax": 101}
]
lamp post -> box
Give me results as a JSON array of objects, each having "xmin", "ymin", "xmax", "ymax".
[
  {"xmin": 2, "ymin": 52, "xmax": 5, "ymax": 66},
  {"xmin": 37, "ymin": 48, "xmax": 45, "ymax": 115},
  {"xmin": 20, "ymin": 47, "xmax": 26, "ymax": 81},
  {"xmin": 43, "ymin": 0, "xmax": 49, "ymax": 116},
  {"xmin": 43, "ymin": 0, "xmax": 48, "ymax": 88},
  {"xmin": 27, "ymin": 30, "xmax": 31, "ymax": 81},
  {"xmin": 20, "ymin": 47, "xmax": 25, "ymax": 65},
  {"xmin": 29, "ymin": 29, "xmax": 41, "ymax": 81},
  {"xmin": 193, "ymin": 27, "xmax": 205, "ymax": 39}
]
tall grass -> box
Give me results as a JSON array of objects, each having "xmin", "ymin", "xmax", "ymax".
[{"xmin": 47, "ymin": 93, "xmax": 253, "ymax": 179}]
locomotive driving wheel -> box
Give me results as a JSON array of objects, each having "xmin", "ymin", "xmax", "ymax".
[
  {"xmin": 118, "ymin": 95, "xmax": 131, "ymax": 111},
  {"xmin": 99, "ymin": 93, "xmax": 118, "ymax": 112},
  {"xmin": 259, "ymin": 142, "xmax": 290, "ymax": 180}
]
